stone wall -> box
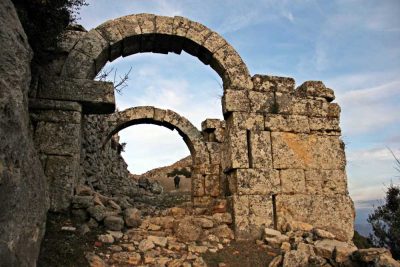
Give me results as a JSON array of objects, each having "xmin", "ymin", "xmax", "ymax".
[
  {"xmin": 0, "ymin": 0, "xmax": 48, "ymax": 265},
  {"xmin": 224, "ymin": 76, "xmax": 354, "ymax": 241}
]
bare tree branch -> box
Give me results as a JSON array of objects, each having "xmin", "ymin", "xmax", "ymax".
[{"xmin": 95, "ymin": 66, "xmax": 132, "ymax": 95}]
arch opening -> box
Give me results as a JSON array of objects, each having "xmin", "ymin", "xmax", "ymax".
[{"xmin": 61, "ymin": 14, "xmax": 252, "ymax": 91}]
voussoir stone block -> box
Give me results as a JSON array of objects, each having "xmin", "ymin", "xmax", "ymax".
[
  {"xmin": 155, "ymin": 16, "xmax": 174, "ymax": 35},
  {"xmin": 96, "ymin": 20, "xmax": 124, "ymax": 61},
  {"xmin": 73, "ymin": 29, "xmax": 109, "ymax": 73},
  {"xmin": 115, "ymin": 15, "xmax": 142, "ymax": 56},
  {"xmin": 203, "ymin": 32, "xmax": 227, "ymax": 54},
  {"xmin": 173, "ymin": 16, "xmax": 191, "ymax": 37},
  {"xmin": 271, "ymin": 132, "xmax": 346, "ymax": 170}
]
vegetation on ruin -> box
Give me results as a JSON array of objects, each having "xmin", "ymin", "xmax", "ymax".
[
  {"xmin": 368, "ymin": 149, "xmax": 400, "ymax": 259},
  {"xmin": 12, "ymin": 0, "xmax": 87, "ymax": 63},
  {"xmin": 167, "ymin": 168, "xmax": 192, "ymax": 178}
]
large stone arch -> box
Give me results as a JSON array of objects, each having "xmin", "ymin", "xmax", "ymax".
[{"xmin": 61, "ymin": 13, "xmax": 252, "ymax": 91}]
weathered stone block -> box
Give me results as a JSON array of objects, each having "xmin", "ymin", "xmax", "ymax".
[
  {"xmin": 271, "ymin": 132, "xmax": 346, "ymax": 170},
  {"xmin": 206, "ymin": 142, "xmax": 221, "ymax": 165},
  {"xmin": 228, "ymin": 169, "xmax": 279, "ymax": 195},
  {"xmin": 226, "ymin": 112, "xmax": 264, "ymax": 131},
  {"xmin": 229, "ymin": 195, "xmax": 250, "ymax": 239},
  {"xmin": 58, "ymin": 30, "xmax": 86, "ymax": 53},
  {"xmin": 250, "ymin": 130, "xmax": 273, "ymax": 169},
  {"xmin": 276, "ymin": 194, "xmax": 354, "ymax": 242},
  {"xmin": 172, "ymin": 16, "xmax": 191, "ymax": 37},
  {"xmin": 252, "ymin": 75, "xmax": 295, "ymax": 93},
  {"xmin": 96, "ymin": 20, "xmax": 124, "ymax": 61},
  {"xmin": 222, "ymin": 65, "xmax": 253, "ymax": 90},
  {"xmin": 265, "ymin": 114, "xmax": 310, "ymax": 133},
  {"xmin": 309, "ymin": 117, "xmax": 340, "ymax": 132},
  {"xmin": 276, "ymin": 95, "xmax": 334, "ymax": 117},
  {"xmin": 201, "ymin": 119, "xmax": 223, "ymax": 131},
  {"xmin": 155, "ymin": 16, "xmax": 173, "ymax": 35},
  {"xmin": 205, "ymin": 174, "xmax": 220, "ymax": 197},
  {"xmin": 280, "ymin": 169, "xmax": 306, "ymax": 193},
  {"xmin": 61, "ymin": 49, "xmax": 96, "ymax": 79},
  {"xmin": 222, "ymin": 129, "xmax": 248, "ymax": 171},
  {"xmin": 37, "ymin": 78, "xmax": 115, "ymax": 114},
  {"xmin": 34, "ymin": 122, "xmax": 80, "ymax": 156},
  {"xmin": 192, "ymin": 174, "xmax": 205, "ymax": 197},
  {"xmin": 248, "ymin": 91, "xmax": 275, "ymax": 113},
  {"xmin": 297, "ymin": 81, "xmax": 335, "ymax": 102},
  {"xmin": 30, "ymin": 110, "xmax": 81, "ymax": 124},
  {"xmin": 73, "ymin": 29, "xmax": 109, "ymax": 73},
  {"xmin": 305, "ymin": 169, "xmax": 347, "ymax": 195},
  {"xmin": 115, "ymin": 15, "xmax": 142, "ymax": 56},
  {"xmin": 45, "ymin": 155, "xmax": 79, "ymax": 211},
  {"xmin": 203, "ymin": 32, "xmax": 227, "ymax": 53},
  {"xmin": 29, "ymin": 99, "xmax": 82, "ymax": 112},
  {"xmin": 222, "ymin": 89, "xmax": 250, "ymax": 113},
  {"xmin": 248, "ymin": 195, "xmax": 274, "ymax": 239}
]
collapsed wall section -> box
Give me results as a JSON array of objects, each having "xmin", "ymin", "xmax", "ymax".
[{"xmin": 81, "ymin": 114, "xmax": 138, "ymax": 197}]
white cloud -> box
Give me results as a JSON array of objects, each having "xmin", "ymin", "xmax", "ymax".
[{"xmin": 347, "ymin": 148, "xmax": 400, "ymax": 162}]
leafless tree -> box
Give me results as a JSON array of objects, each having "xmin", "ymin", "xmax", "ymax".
[{"xmin": 95, "ymin": 67, "xmax": 132, "ymax": 95}]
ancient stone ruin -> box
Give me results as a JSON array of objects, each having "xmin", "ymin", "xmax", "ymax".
[{"xmin": 1, "ymin": 2, "xmax": 363, "ymax": 264}]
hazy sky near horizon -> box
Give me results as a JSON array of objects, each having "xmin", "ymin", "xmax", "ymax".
[{"xmin": 78, "ymin": 0, "xmax": 400, "ymax": 212}]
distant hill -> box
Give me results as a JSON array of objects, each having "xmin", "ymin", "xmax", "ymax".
[{"xmin": 132, "ymin": 156, "xmax": 192, "ymax": 192}]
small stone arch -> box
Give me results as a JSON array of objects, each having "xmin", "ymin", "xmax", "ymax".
[
  {"xmin": 102, "ymin": 106, "xmax": 210, "ymax": 198},
  {"xmin": 103, "ymin": 106, "xmax": 206, "ymax": 164},
  {"xmin": 60, "ymin": 13, "xmax": 252, "ymax": 91}
]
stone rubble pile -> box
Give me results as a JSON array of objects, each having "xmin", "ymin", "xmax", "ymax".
[
  {"xmin": 81, "ymin": 199, "xmax": 234, "ymax": 266},
  {"xmin": 262, "ymin": 221, "xmax": 400, "ymax": 267}
]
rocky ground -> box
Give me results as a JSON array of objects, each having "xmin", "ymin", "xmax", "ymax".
[{"xmin": 37, "ymin": 184, "xmax": 400, "ymax": 267}]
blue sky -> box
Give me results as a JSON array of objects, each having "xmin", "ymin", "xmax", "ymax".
[{"xmin": 78, "ymin": 0, "xmax": 400, "ymax": 225}]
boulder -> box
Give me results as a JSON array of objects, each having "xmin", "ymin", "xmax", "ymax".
[
  {"xmin": 111, "ymin": 252, "xmax": 141, "ymax": 265},
  {"xmin": 147, "ymin": 235, "xmax": 168, "ymax": 247},
  {"xmin": 314, "ymin": 228, "xmax": 335, "ymax": 239},
  {"xmin": 139, "ymin": 239, "xmax": 155, "ymax": 252},
  {"xmin": 124, "ymin": 208, "xmax": 142, "ymax": 227},
  {"xmin": 104, "ymin": 216, "xmax": 124, "ymax": 231},
  {"xmin": 282, "ymin": 250, "xmax": 309, "ymax": 267},
  {"xmin": 174, "ymin": 218, "xmax": 202, "ymax": 242}
]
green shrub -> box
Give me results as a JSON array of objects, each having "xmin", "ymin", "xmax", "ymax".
[
  {"xmin": 12, "ymin": 0, "xmax": 87, "ymax": 64},
  {"xmin": 167, "ymin": 168, "xmax": 191, "ymax": 178}
]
